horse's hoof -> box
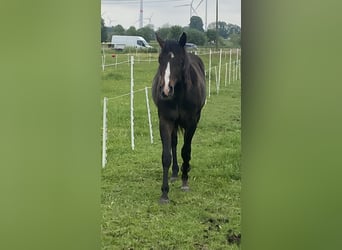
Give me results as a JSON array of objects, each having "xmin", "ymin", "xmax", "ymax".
[
  {"xmin": 159, "ymin": 197, "xmax": 170, "ymax": 204},
  {"xmin": 170, "ymin": 176, "xmax": 178, "ymax": 182},
  {"xmin": 181, "ymin": 185, "xmax": 190, "ymax": 192}
]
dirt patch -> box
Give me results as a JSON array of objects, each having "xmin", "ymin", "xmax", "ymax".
[
  {"xmin": 202, "ymin": 217, "xmax": 229, "ymax": 237},
  {"xmin": 227, "ymin": 229, "xmax": 241, "ymax": 246},
  {"xmin": 202, "ymin": 217, "xmax": 241, "ymax": 246}
]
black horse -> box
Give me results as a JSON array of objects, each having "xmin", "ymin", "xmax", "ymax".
[{"xmin": 152, "ymin": 32, "xmax": 206, "ymax": 203}]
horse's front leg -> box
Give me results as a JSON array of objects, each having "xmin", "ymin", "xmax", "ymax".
[
  {"xmin": 171, "ymin": 127, "xmax": 179, "ymax": 182},
  {"xmin": 181, "ymin": 123, "xmax": 197, "ymax": 191},
  {"xmin": 159, "ymin": 118, "xmax": 174, "ymax": 203}
]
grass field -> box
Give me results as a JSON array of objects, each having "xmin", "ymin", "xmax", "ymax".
[{"xmin": 101, "ymin": 48, "xmax": 241, "ymax": 249}]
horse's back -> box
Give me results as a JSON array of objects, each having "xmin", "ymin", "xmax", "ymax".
[{"xmin": 189, "ymin": 53, "xmax": 205, "ymax": 77}]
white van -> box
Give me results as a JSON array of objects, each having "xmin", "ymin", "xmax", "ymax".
[{"xmin": 111, "ymin": 35, "xmax": 153, "ymax": 50}]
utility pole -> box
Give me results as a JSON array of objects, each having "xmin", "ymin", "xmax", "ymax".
[
  {"xmin": 139, "ymin": 0, "xmax": 143, "ymax": 28},
  {"xmin": 216, "ymin": 0, "xmax": 219, "ymax": 49},
  {"xmin": 205, "ymin": 0, "xmax": 208, "ymax": 30}
]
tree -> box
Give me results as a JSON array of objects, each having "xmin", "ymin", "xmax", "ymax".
[
  {"xmin": 112, "ymin": 25, "xmax": 125, "ymax": 35},
  {"xmin": 101, "ymin": 18, "xmax": 107, "ymax": 42},
  {"xmin": 189, "ymin": 16, "xmax": 204, "ymax": 32},
  {"xmin": 155, "ymin": 26, "xmax": 206, "ymax": 46},
  {"xmin": 184, "ymin": 28, "xmax": 206, "ymax": 45},
  {"xmin": 168, "ymin": 26, "xmax": 183, "ymax": 40},
  {"xmin": 155, "ymin": 26, "xmax": 182, "ymax": 41},
  {"xmin": 206, "ymin": 29, "xmax": 217, "ymax": 44},
  {"xmin": 207, "ymin": 21, "xmax": 241, "ymax": 39},
  {"xmin": 137, "ymin": 26, "xmax": 155, "ymax": 42},
  {"xmin": 156, "ymin": 27, "xmax": 170, "ymax": 40},
  {"xmin": 226, "ymin": 23, "xmax": 241, "ymax": 38},
  {"xmin": 229, "ymin": 33, "xmax": 241, "ymax": 47},
  {"xmin": 126, "ymin": 26, "xmax": 137, "ymax": 36}
]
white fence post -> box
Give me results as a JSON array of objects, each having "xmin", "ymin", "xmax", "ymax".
[
  {"xmin": 229, "ymin": 49, "xmax": 232, "ymax": 84},
  {"xmin": 102, "ymin": 47, "xmax": 105, "ymax": 71},
  {"xmin": 225, "ymin": 62, "xmax": 228, "ymax": 87},
  {"xmin": 102, "ymin": 97, "xmax": 108, "ymax": 168},
  {"xmin": 235, "ymin": 48, "xmax": 239, "ymax": 81},
  {"xmin": 208, "ymin": 49, "xmax": 212, "ymax": 98},
  {"xmin": 237, "ymin": 49, "xmax": 241, "ymax": 80},
  {"xmin": 130, "ymin": 56, "xmax": 135, "ymax": 150},
  {"xmin": 215, "ymin": 66, "xmax": 219, "ymax": 95},
  {"xmin": 145, "ymin": 87, "xmax": 154, "ymax": 144},
  {"xmin": 218, "ymin": 49, "xmax": 222, "ymax": 89},
  {"xmin": 239, "ymin": 58, "xmax": 241, "ymax": 80}
]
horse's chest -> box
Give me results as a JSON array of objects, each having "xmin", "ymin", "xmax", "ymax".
[
  {"xmin": 177, "ymin": 106, "xmax": 189, "ymax": 120},
  {"xmin": 159, "ymin": 99, "xmax": 198, "ymax": 124},
  {"xmin": 175, "ymin": 102, "xmax": 197, "ymax": 124}
]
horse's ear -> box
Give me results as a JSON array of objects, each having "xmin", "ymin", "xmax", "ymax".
[
  {"xmin": 155, "ymin": 33, "xmax": 164, "ymax": 48},
  {"xmin": 178, "ymin": 32, "xmax": 187, "ymax": 47}
]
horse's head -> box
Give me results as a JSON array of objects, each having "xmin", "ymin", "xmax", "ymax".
[{"xmin": 155, "ymin": 32, "xmax": 188, "ymax": 99}]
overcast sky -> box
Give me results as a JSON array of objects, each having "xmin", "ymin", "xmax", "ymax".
[{"xmin": 101, "ymin": 0, "xmax": 241, "ymax": 30}]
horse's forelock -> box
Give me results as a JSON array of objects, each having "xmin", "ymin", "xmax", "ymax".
[{"xmin": 162, "ymin": 40, "xmax": 180, "ymax": 52}]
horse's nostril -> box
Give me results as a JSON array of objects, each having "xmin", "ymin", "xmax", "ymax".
[{"xmin": 160, "ymin": 85, "xmax": 173, "ymax": 98}]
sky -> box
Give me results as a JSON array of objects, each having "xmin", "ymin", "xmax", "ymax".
[{"xmin": 101, "ymin": 0, "xmax": 241, "ymax": 30}]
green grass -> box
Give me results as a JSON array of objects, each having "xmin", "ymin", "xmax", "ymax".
[{"xmin": 101, "ymin": 50, "xmax": 241, "ymax": 249}]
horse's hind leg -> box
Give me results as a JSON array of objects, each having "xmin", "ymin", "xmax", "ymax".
[
  {"xmin": 181, "ymin": 124, "xmax": 197, "ymax": 191},
  {"xmin": 171, "ymin": 127, "xmax": 179, "ymax": 182}
]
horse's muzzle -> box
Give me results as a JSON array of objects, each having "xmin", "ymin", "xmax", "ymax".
[{"xmin": 160, "ymin": 85, "xmax": 174, "ymax": 99}]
